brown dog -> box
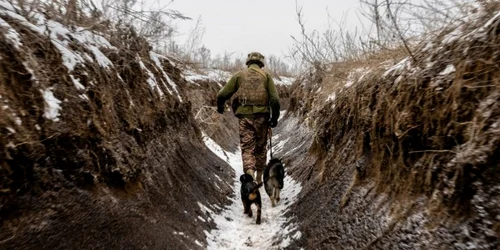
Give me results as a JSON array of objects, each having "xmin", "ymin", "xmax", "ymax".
[{"xmin": 240, "ymin": 174, "xmax": 263, "ymax": 224}]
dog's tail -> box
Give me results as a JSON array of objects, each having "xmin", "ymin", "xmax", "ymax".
[{"xmin": 252, "ymin": 182, "xmax": 263, "ymax": 193}]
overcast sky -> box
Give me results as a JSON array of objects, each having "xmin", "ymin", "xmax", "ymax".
[{"xmin": 164, "ymin": 0, "xmax": 365, "ymax": 59}]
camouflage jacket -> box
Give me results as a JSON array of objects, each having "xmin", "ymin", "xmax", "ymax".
[{"xmin": 217, "ymin": 64, "xmax": 280, "ymax": 119}]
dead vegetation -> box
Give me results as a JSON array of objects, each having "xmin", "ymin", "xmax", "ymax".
[
  {"xmin": 0, "ymin": 1, "xmax": 234, "ymax": 249},
  {"xmin": 283, "ymin": 2, "xmax": 500, "ymax": 249},
  {"xmin": 290, "ymin": 0, "xmax": 499, "ymax": 233}
]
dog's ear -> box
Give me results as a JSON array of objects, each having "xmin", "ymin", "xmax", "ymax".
[
  {"xmin": 269, "ymin": 158, "xmax": 282, "ymax": 165},
  {"xmin": 240, "ymin": 174, "xmax": 247, "ymax": 183}
]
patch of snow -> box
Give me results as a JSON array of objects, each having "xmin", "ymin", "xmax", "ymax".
[
  {"xmin": 271, "ymin": 137, "xmax": 290, "ymax": 155},
  {"xmin": 35, "ymin": 124, "xmax": 41, "ymax": 131},
  {"xmin": 207, "ymin": 69, "xmax": 232, "ymax": 82},
  {"xmin": 0, "ymin": 3, "xmax": 119, "ymax": 92},
  {"xmin": 442, "ymin": 29, "xmax": 462, "ymax": 44},
  {"xmin": 203, "ymin": 133, "xmax": 303, "ymax": 250},
  {"xmin": 472, "ymin": 12, "xmax": 500, "ymax": 38},
  {"xmin": 183, "ymin": 68, "xmax": 231, "ymax": 88},
  {"xmin": 345, "ymin": 79, "xmax": 354, "ymax": 88},
  {"xmin": 327, "ymin": 92, "xmax": 336, "ymax": 102},
  {"xmin": 79, "ymin": 94, "xmax": 90, "ymax": 101},
  {"xmin": 138, "ymin": 59, "xmax": 164, "ymax": 97},
  {"xmin": 283, "ymin": 140, "xmax": 307, "ymax": 157},
  {"xmin": 195, "ymin": 240, "xmax": 204, "ymax": 247},
  {"xmin": 292, "ymin": 231, "xmax": 302, "ymax": 240},
  {"xmin": 150, "ymin": 52, "xmax": 183, "ymax": 102},
  {"xmin": 199, "ymin": 202, "xmax": 214, "ymax": 214},
  {"xmin": 0, "ymin": 1, "xmax": 16, "ymax": 11},
  {"xmin": 70, "ymin": 75, "xmax": 85, "ymax": 90},
  {"xmin": 275, "ymin": 76, "xmax": 295, "ymax": 86},
  {"xmin": 345, "ymin": 67, "xmax": 369, "ymax": 88},
  {"xmin": 0, "ymin": 17, "xmax": 22, "ymax": 49},
  {"xmin": 439, "ymin": 65, "xmax": 456, "ymax": 75},
  {"xmin": 426, "ymin": 61, "xmax": 436, "ymax": 69},
  {"xmin": 88, "ymin": 46, "xmax": 113, "ymax": 68},
  {"xmin": 6, "ymin": 126, "xmax": 15, "ymax": 134},
  {"xmin": 482, "ymin": 12, "xmax": 500, "ymax": 29},
  {"xmin": 383, "ymin": 57, "xmax": 411, "ymax": 78},
  {"xmin": 41, "ymin": 89, "xmax": 62, "ymax": 122},
  {"xmin": 149, "ymin": 52, "xmax": 174, "ymax": 96},
  {"xmin": 0, "ymin": 7, "xmax": 44, "ymax": 34},
  {"xmin": 197, "ymin": 215, "xmax": 207, "ymax": 223},
  {"xmin": 422, "ymin": 42, "xmax": 433, "ymax": 52},
  {"xmin": 14, "ymin": 116, "xmax": 21, "ymax": 126}
]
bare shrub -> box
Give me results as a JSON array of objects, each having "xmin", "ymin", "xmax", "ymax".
[{"xmin": 291, "ymin": 0, "xmax": 482, "ymax": 68}]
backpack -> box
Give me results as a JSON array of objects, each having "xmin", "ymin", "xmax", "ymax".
[{"xmin": 235, "ymin": 67, "xmax": 269, "ymax": 107}]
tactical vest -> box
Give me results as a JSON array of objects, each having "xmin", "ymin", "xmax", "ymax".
[{"xmin": 236, "ymin": 68, "xmax": 269, "ymax": 106}]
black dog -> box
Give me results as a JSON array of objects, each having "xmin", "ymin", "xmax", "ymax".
[
  {"xmin": 263, "ymin": 158, "xmax": 285, "ymax": 207},
  {"xmin": 240, "ymin": 174, "xmax": 263, "ymax": 224}
]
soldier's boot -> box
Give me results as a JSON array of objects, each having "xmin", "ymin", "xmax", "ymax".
[
  {"xmin": 246, "ymin": 169, "xmax": 256, "ymax": 180},
  {"xmin": 256, "ymin": 170, "xmax": 263, "ymax": 184}
]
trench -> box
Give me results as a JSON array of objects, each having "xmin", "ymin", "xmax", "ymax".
[{"xmin": 197, "ymin": 112, "xmax": 312, "ymax": 249}]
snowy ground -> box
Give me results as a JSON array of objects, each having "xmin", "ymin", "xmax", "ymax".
[{"xmin": 202, "ymin": 133, "xmax": 303, "ymax": 250}]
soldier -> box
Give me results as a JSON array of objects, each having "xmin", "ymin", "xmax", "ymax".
[{"xmin": 217, "ymin": 52, "xmax": 280, "ymax": 184}]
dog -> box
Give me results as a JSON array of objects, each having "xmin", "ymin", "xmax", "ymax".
[
  {"xmin": 240, "ymin": 173, "xmax": 263, "ymax": 224},
  {"xmin": 263, "ymin": 158, "xmax": 285, "ymax": 207}
]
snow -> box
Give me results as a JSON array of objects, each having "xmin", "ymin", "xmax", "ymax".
[
  {"xmin": 422, "ymin": 42, "xmax": 434, "ymax": 52},
  {"xmin": 79, "ymin": 94, "xmax": 90, "ymax": 101},
  {"xmin": 70, "ymin": 75, "xmax": 85, "ymax": 90},
  {"xmin": 275, "ymin": 76, "xmax": 295, "ymax": 86},
  {"xmin": 150, "ymin": 52, "xmax": 183, "ymax": 102},
  {"xmin": 6, "ymin": 126, "xmax": 15, "ymax": 134},
  {"xmin": 202, "ymin": 133, "xmax": 303, "ymax": 250},
  {"xmin": 472, "ymin": 12, "xmax": 500, "ymax": 38},
  {"xmin": 442, "ymin": 29, "xmax": 462, "ymax": 44},
  {"xmin": 439, "ymin": 64, "xmax": 456, "ymax": 75},
  {"xmin": 327, "ymin": 92, "xmax": 336, "ymax": 102},
  {"xmin": 14, "ymin": 116, "xmax": 21, "ymax": 126},
  {"xmin": 0, "ymin": 17, "xmax": 22, "ymax": 49},
  {"xmin": 197, "ymin": 216, "xmax": 207, "ymax": 223},
  {"xmin": 344, "ymin": 67, "xmax": 369, "ymax": 88},
  {"xmin": 0, "ymin": 1, "xmax": 15, "ymax": 11},
  {"xmin": 383, "ymin": 57, "xmax": 411, "ymax": 78},
  {"xmin": 41, "ymin": 89, "xmax": 62, "ymax": 122},
  {"xmin": 88, "ymin": 46, "xmax": 113, "ymax": 68},
  {"xmin": 138, "ymin": 60, "xmax": 164, "ymax": 97},
  {"xmin": 184, "ymin": 69, "xmax": 230, "ymax": 87},
  {"xmin": 482, "ymin": 12, "xmax": 500, "ymax": 30},
  {"xmin": 195, "ymin": 240, "xmax": 203, "ymax": 247}
]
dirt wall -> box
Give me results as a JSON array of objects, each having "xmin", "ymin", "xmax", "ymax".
[
  {"xmin": 0, "ymin": 3, "xmax": 233, "ymax": 249},
  {"xmin": 284, "ymin": 5, "xmax": 500, "ymax": 250}
]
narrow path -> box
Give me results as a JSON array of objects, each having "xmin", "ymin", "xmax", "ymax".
[{"xmin": 202, "ymin": 134, "xmax": 303, "ymax": 250}]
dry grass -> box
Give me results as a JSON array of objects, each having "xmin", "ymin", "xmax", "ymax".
[{"xmin": 293, "ymin": 3, "xmax": 500, "ymax": 219}]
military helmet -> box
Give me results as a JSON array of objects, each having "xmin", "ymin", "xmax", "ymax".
[{"xmin": 246, "ymin": 52, "xmax": 265, "ymax": 67}]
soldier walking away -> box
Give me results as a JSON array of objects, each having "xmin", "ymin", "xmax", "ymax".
[{"xmin": 216, "ymin": 52, "xmax": 280, "ymax": 183}]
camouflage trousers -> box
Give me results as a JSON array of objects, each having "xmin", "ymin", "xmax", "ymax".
[{"xmin": 239, "ymin": 114, "xmax": 270, "ymax": 174}]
